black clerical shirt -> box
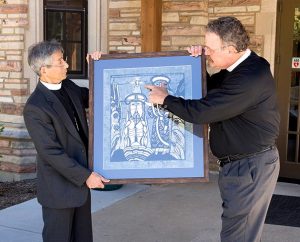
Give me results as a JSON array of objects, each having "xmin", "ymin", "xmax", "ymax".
[
  {"xmin": 163, "ymin": 51, "xmax": 280, "ymax": 158},
  {"xmin": 52, "ymin": 85, "xmax": 89, "ymax": 153}
]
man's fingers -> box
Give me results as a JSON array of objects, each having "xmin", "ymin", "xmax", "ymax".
[
  {"xmin": 100, "ymin": 176, "xmax": 110, "ymax": 183},
  {"xmin": 86, "ymin": 172, "xmax": 110, "ymax": 189},
  {"xmin": 96, "ymin": 183, "xmax": 105, "ymax": 189},
  {"xmin": 94, "ymin": 172, "xmax": 110, "ymax": 183},
  {"xmin": 86, "ymin": 51, "xmax": 102, "ymax": 64},
  {"xmin": 144, "ymin": 85, "xmax": 155, "ymax": 91},
  {"xmin": 91, "ymin": 51, "xmax": 102, "ymax": 60},
  {"xmin": 188, "ymin": 45, "xmax": 202, "ymax": 57},
  {"xmin": 193, "ymin": 46, "xmax": 199, "ymax": 57}
]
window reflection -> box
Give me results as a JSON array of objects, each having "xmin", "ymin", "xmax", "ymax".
[
  {"xmin": 287, "ymin": 8, "xmax": 300, "ymax": 163},
  {"xmin": 289, "ymin": 72, "xmax": 299, "ymax": 132},
  {"xmin": 46, "ymin": 12, "xmax": 63, "ymax": 41},
  {"xmin": 294, "ymin": 8, "xmax": 300, "ymax": 38},
  {"xmin": 44, "ymin": 0, "xmax": 87, "ymax": 78},
  {"xmin": 288, "ymin": 134, "xmax": 297, "ymax": 162},
  {"xmin": 66, "ymin": 43, "xmax": 82, "ymax": 72},
  {"xmin": 66, "ymin": 13, "xmax": 82, "ymax": 41}
]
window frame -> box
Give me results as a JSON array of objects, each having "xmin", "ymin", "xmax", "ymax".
[{"xmin": 43, "ymin": 0, "xmax": 88, "ymax": 79}]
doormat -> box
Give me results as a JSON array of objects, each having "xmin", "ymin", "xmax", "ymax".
[
  {"xmin": 265, "ymin": 194, "xmax": 300, "ymax": 227},
  {"xmin": 278, "ymin": 177, "xmax": 300, "ymax": 185}
]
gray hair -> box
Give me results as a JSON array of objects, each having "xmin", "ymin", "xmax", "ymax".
[
  {"xmin": 28, "ymin": 40, "xmax": 64, "ymax": 76},
  {"xmin": 206, "ymin": 16, "xmax": 250, "ymax": 52}
]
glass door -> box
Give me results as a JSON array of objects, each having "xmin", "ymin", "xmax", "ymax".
[{"xmin": 276, "ymin": 0, "xmax": 300, "ymax": 179}]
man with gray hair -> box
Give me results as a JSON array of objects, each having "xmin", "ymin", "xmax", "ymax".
[
  {"xmin": 24, "ymin": 40, "xmax": 108, "ymax": 242},
  {"xmin": 146, "ymin": 16, "xmax": 280, "ymax": 242}
]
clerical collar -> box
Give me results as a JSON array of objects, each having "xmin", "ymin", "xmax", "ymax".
[
  {"xmin": 227, "ymin": 49, "xmax": 251, "ymax": 72},
  {"xmin": 40, "ymin": 80, "xmax": 62, "ymax": 90}
]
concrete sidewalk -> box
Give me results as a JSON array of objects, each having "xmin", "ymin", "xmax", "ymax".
[{"xmin": 1, "ymin": 173, "xmax": 300, "ymax": 242}]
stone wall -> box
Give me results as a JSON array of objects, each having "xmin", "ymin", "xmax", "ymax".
[
  {"xmin": 208, "ymin": 0, "xmax": 263, "ymax": 55},
  {"xmin": 0, "ymin": 0, "xmax": 36, "ymax": 181},
  {"xmin": 161, "ymin": 0, "xmax": 208, "ymax": 51},
  {"xmin": 108, "ymin": 0, "xmax": 142, "ymax": 53},
  {"xmin": 107, "ymin": 0, "xmax": 209, "ymax": 52},
  {"xmin": 107, "ymin": 0, "xmax": 263, "ymax": 54}
]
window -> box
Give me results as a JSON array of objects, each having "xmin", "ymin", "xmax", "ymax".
[{"xmin": 44, "ymin": 0, "xmax": 88, "ymax": 79}]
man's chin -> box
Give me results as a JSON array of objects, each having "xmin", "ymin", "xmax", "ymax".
[
  {"xmin": 206, "ymin": 62, "xmax": 221, "ymax": 74},
  {"xmin": 207, "ymin": 60, "xmax": 215, "ymax": 68},
  {"xmin": 208, "ymin": 60, "xmax": 221, "ymax": 70}
]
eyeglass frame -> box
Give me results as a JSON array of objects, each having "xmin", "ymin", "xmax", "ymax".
[
  {"xmin": 203, "ymin": 43, "xmax": 240, "ymax": 54},
  {"xmin": 202, "ymin": 45, "xmax": 230, "ymax": 55},
  {"xmin": 44, "ymin": 56, "xmax": 68, "ymax": 68}
]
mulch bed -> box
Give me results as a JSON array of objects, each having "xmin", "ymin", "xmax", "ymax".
[{"xmin": 0, "ymin": 178, "xmax": 37, "ymax": 210}]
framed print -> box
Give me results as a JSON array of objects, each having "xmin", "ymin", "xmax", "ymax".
[{"xmin": 89, "ymin": 51, "xmax": 209, "ymax": 184}]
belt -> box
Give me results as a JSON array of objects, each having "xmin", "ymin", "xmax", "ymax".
[{"xmin": 217, "ymin": 145, "xmax": 276, "ymax": 167}]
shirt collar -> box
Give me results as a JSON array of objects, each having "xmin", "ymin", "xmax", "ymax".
[
  {"xmin": 227, "ymin": 49, "xmax": 251, "ymax": 72},
  {"xmin": 40, "ymin": 80, "xmax": 62, "ymax": 90}
]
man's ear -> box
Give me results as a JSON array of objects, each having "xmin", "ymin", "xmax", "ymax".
[
  {"xmin": 40, "ymin": 66, "xmax": 48, "ymax": 78},
  {"xmin": 227, "ymin": 45, "xmax": 238, "ymax": 54}
]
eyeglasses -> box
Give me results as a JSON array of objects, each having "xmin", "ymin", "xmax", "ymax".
[
  {"xmin": 45, "ymin": 56, "xmax": 68, "ymax": 68},
  {"xmin": 203, "ymin": 45, "xmax": 240, "ymax": 55},
  {"xmin": 203, "ymin": 45, "xmax": 228, "ymax": 55}
]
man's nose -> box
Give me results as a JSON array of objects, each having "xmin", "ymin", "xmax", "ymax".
[{"xmin": 64, "ymin": 62, "xmax": 69, "ymax": 69}]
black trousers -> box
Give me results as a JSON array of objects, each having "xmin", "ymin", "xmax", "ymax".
[{"xmin": 42, "ymin": 191, "xmax": 92, "ymax": 242}]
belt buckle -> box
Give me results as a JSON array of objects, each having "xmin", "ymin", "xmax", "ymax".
[
  {"xmin": 217, "ymin": 158, "xmax": 226, "ymax": 168},
  {"xmin": 217, "ymin": 156, "xmax": 231, "ymax": 169},
  {"xmin": 217, "ymin": 160, "xmax": 222, "ymax": 171}
]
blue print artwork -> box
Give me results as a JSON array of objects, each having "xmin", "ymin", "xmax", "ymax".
[
  {"xmin": 108, "ymin": 70, "xmax": 188, "ymax": 162},
  {"xmin": 93, "ymin": 55, "xmax": 204, "ymax": 179}
]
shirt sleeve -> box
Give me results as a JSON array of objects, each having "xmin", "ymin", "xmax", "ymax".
[{"xmin": 163, "ymin": 70, "xmax": 262, "ymax": 124}]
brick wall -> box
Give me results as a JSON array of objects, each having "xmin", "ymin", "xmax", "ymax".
[{"xmin": 0, "ymin": 0, "xmax": 36, "ymax": 181}]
